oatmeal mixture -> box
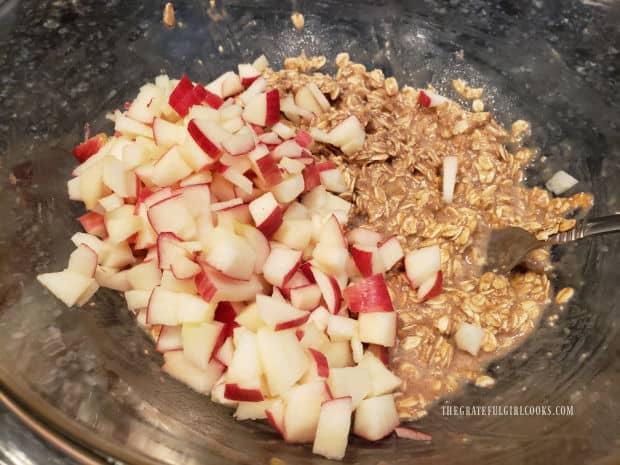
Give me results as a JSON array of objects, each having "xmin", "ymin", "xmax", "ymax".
[{"xmin": 266, "ymin": 53, "xmax": 592, "ymax": 419}]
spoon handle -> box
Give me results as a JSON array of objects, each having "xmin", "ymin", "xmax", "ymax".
[{"xmin": 547, "ymin": 214, "xmax": 620, "ymax": 245}]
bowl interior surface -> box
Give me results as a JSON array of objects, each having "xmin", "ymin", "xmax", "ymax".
[{"xmin": 1, "ymin": 1, "xmax": 620, "ymax": 464}]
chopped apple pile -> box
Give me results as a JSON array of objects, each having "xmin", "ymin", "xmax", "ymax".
[{"xmin": 37, "ymin": 55, "xmax": 434, "ymax": 460}]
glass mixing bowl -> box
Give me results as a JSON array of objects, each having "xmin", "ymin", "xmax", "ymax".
[{"xmin": 1, "ymin": 0, "xmax": 619, "ymax": 464}]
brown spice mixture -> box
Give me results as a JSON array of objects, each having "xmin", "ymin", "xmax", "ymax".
[{"xmin": 266, "ymin": 54, "xmax": 592, "ymax": 419}]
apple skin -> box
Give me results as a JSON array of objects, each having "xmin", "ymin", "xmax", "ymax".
[
  {"xmin": 224, "ymin": 383, "xmax": 265, "ymax": 402},
  {"xmin": 308, "ymin": 348, "xmax": 330, "ymax": 378}
]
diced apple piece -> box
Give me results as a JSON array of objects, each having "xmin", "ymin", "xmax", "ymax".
[
  {"xmin": 256, "ymin": 328, "xmax": 309, "ymax": 396},
  {"xmin": 320, "ymin": 168, "xmax": 347, "ymax": 193},
  {"xmin": 181, "ymin": 321, "xmax": 225, "ymax": 369},
  {"xmin": 377, "ymin": 236, "xmax": 404, "ymax": 271},
  {"xmin": 284, "ymin": 381, "xmax": 331, "ymax": 443},
  {"xmin": 358, "ymin": 351, "xmax": 401, "ymax": 396},
  {"xmin": 77, "ymin": 212, "xmax": 105, "ymax": 237},
  {"xmin": 272, "ymin": 121, "xmax": 296, "ymax": 139},
  {"xmin": 328, "ymin": 366, "xmax": 371, "ymax": 409},
  {"xmin": 417, "ymin": 271, "xmax": 443, "ymax": 301},
  {"xmin": 328, "ymin": 115, "xmax": 365, "ymax": 155},
  {"xmin": 105, "ymin": 204, "xmax": 141, "ymax": 243},
  {"xmin": 234, "ymin": 223, "xmax": 270, "ymax": 274},
  {"xmin": 265, "ymin": 398, "xmax": 286, "ymax": 436},
  {"xmin": 148, "ymin": 194, "xmax": 196, "ymax": 240},
  {"xmin": 310, "ymin": 266, "xmax": 342, "ymax": 313},
  {"xmin": 194, "ymin": 264, "xmax": 263, "ymax": 303},
  {"xmin": 350, "ymin": 245, "xmax": 384, "ymax": 278},
  {"xmin": 353, "ymin": 394, "xmax": 399, "ymax": 441},
  {"xmin": 152, "ymin": 117, "xmax": 185, "ymax": 148},
  {"xmin": 357, "ymin": 312, "xmax": 397, "ymax": 347},
  {"xmin": 321, "ymin": 341, "xmax": 354, "ymax": 368},
  {"xmin": 312, "ymin": 397, "xmax": 352, "ymax": 460},
  {"xmin": 242, "ymin": 89, "xmax": 280, "ymax": 127},
  {"xmin": 226, "ymin": 327, "xmax": 262, "ymax": 383},
  {"xmin": 273, "ymin": 219, "xmax": 313, "ymax": 251},
  {"xmin": 115, "ymin": 114, "xmax": 152, "ymax": 138},
  {"xmin": 327, "ymin": 315, "xmax": 358, "ymax": 342},
  {"xmin": 394, "ymin": 426, "xmax": 433, "ymax": 441},
  {"xmin": 151, "ymin": 146, "xmax": 193, "ymax": 187},
  {"xmin": 124, "ymin": 289, "xmax": 151, "ymax": 310},
  {"xmin": 162, "ymin": 351, "xmax": 224, "ymax": 394},
  {"xmin": 308, "ymin": 306, "xmax": 330, "ymax": 332},
  {"xmin": 67, "ymin": 244, "xmax": 98, "ymax": 277},
  {"xmin": 156, "ymin": 325, "xmax": 183, "ymax": 352},
  {"xmin": 417, "ymin": 89, "xmax": 449, "ymax": 108},
  {"xmin": 234, "ymin": 399, "xmax": 275, "ymax": 420},
  {"xmin": 272, "ymin": 173, "xmax": 305, "ymax": 203},
  {"xmin": 455, "ymin": 322, "xmax": 486, "ymax": 356},
  {"xmin": 202, "ymin": 227, "xmax": 256, "ymax": 280},
  {"xmin": 37, "ymin": 270, "xmax": 96, "ymax": 307},
  {"xmin": 239, "ymin": 77, "xmax": 267, "ymax": 104},
  {"xmin": 126, "ymin": 261, "xmax": 162, "ymax": 290},
  {"xmin": 295, "ymin": 86, "xmax": 323, "ymax": 115},
  {"xmin": 94, "ymin": 266, "xmax": 131, "ymax": 291},
  {"xmin": 234, "ymin": 302, "xmax": 265, "ymax": 332},
  {"xmin": 442, "ymin": 156, "xmax": 458, "ymax": 203},
  {"xmin": 290, "ymin": 284, "xmax": 322, "ymax": 311},
  {"xmin": 404, "ymin": 245, "xmax": 441, "ymax": 288},
  {"xmin": 308, "ymin": 348, "xmax": 330, "ymax": 378},
  {"xmin": 249, "ymin": 192, "xmax": 283, "ymax": 238},
  {"xmin": 262, "ymin": 247, "xmax": 302, "ymax": 287},
  {"xmin": 343, "ymin": 274, "xmax": 394, "ymax": 313},
  {"xmin": 256, "ymin": 294, "xmax": 310, "ymax": 331}
]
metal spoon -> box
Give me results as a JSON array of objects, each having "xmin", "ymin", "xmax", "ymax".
[{"xmin": 484, "ymin": 214, "xmax": 620, "ymax": 273}]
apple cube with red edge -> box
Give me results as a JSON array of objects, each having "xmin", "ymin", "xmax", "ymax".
[
  {"xmin": 37, "ymin": 270, "xmax": 96, "ymax": 307},
  {"xmin": 312, "ymin": 396, "xmax": 352, "ymax": 460},
  {"xmin": 357, "ymin": 312, "xmax": 397, "ymax": 347},
  {"xmin": 346, "ymin": 227, "xmax": 383, "ymax": 247},
  {"xmin": 214, "ymin": 336, "xmax": 234, "ymax": 366},
  {"xmin": 262, "ymin": 247, "xmax": 302, "ymax": 287},
  {"xmin": 283, "ymin": 381, "xmax": 331, "ymax": 443},
  {"xmin": 343, "ymin": 274, "xmax": 394, "ymax": 313},
  {"xmin": 72, "ymin": 133, "xmax": 107, "ymax": 163},
  {"xmin": 224, "ymin": 382, "xmax": 265, "ymax": 402},
  {"xmin": 318, "ymin": 214, "xmax": 346, "ymax": 248},
  {"xmin": 310, "ymin": 266, "xmax": 342, "ymax": 314},
  {"xmin": 238, "ymin": 63, "xmax": 262, "ymax": 86},
  {"xmin": 234, "ymin": 399, "xmax": 275, "ymax": 420},
  {"xmin": 302, "ymin": 164, "xmax": 322, "ymax": 192},
  {"xmin": 242, "ymin": 89, "xmax": 280, "ymax": 127},
  {"xmin": 249, "ymin": 146, "xmax": 283, "ymax": 187},
  {"xmin": 148, "ymin": 194, "xmax": 196, "ymax": 240},
  {"xmin": 157, "ymin": 232, "xmax": 188, "ymax": 271},
  {"xmin": 394, "ymin": 426, "xmax": 433, "ymax": 441},
  {"xmin": 417, "ymin": 270, "xmax": 443, "ymax": 301},
  {"xmin": 152, "ymin": 117, "xmax": 185, "ymax": 148},
  {"xmin": 327, "ymin": 366, "xmax": 371, "ymax": 409},
  {"xmin": 353, "ymin": 394, "xmax": 399, "ymax": 441},
  {"xmin": 377, "ymin": 236, "xmax": 404, "ymax": 271},
  {"xmin": 181, "ymin": 321, "xmax": 225, "ymax": 369},
  {"xmin": 256, "ymin": 327, "xmax": 309, "ymax": 396},
  {"xmin": 350, "ymin": 245, "xmax": 385, "ymax": 278},
  {"xmin": 308, "ymin": 348, "xmax": 330, "ymax": 378},
  {"xmin": 357, "ymin": 351, "xmax": 401, "ymax": 396},
  {"xmin": 265, "ymin": 398, "xmax": 286, "ymax": 437},
  {"xmin": 168, "ymin": 75, "xmax": 194, "ymax": 115},
  {"xmin": 256, "ymin": 294, "xmax": 310, "ymax": 331},
  {"xmin": 249, "ymin": 192, "xmax": 283, "ymax": 238},
  {"xmin": 194, "ymin": 263, "xmax": 263, "ymax": 303},
  {"xmin": 417, "ymin": 90, "xmax": 448, "ymax": 108},
  {"xmin": 156, "ymin": 325, "xmax": 183, "ymax": 352},
  {"xmin": 78, "ymin": 212, "xmax": 106, "ymax": 237},
  {"xmin": 187, "ymin": 119, "xmax": 223, "ymax": 158},
  {"xmin": 404, "ymin": 245, "xmax": 441, "ymax": 288}
]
